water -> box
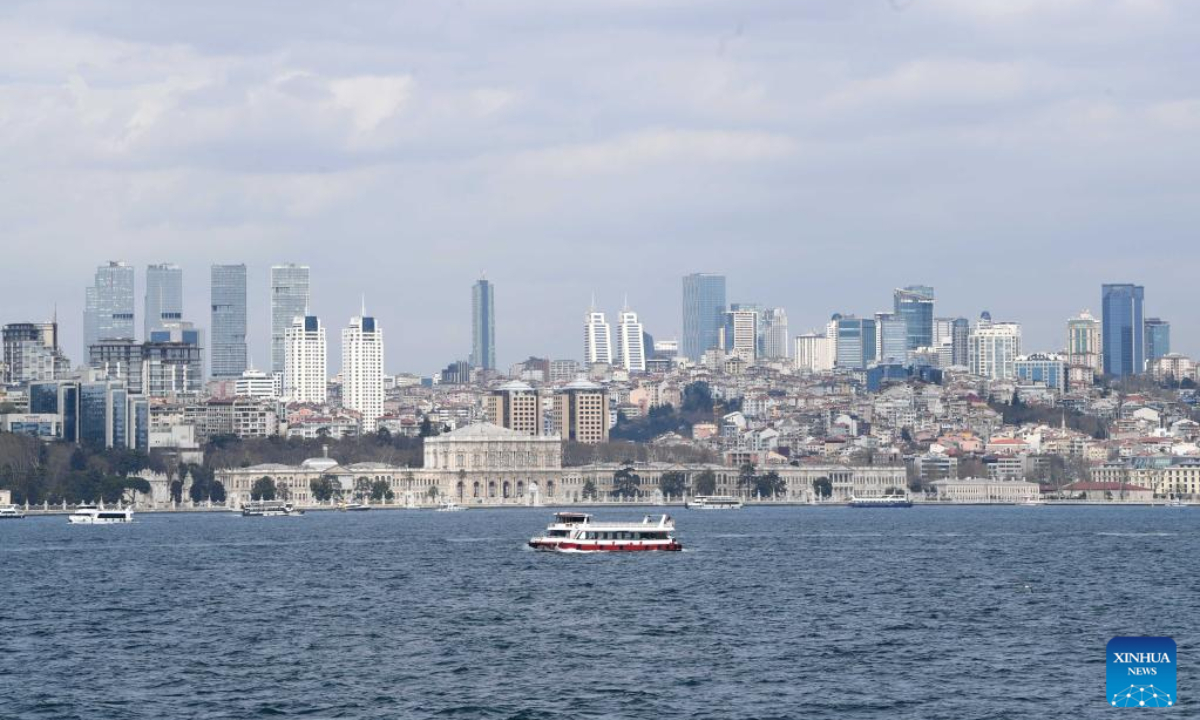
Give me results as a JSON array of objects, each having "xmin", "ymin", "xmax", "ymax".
[{"xmin": 1, "ymin": 506, "xmax": 1196, "ymax": 719}]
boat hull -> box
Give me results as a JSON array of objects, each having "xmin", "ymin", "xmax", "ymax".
[
  {"xmin": 528, "ymin": 539, "xmax": 682, "ymax": 552},
  {"xmin": 848, "ymin": 501, "xmax": 913, "ymax": 508}
]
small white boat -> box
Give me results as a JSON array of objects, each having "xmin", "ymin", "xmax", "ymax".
[
  {"xmin": 1020, "ymin": 497, "xmax": 1046, "ymax": 506},
  {"xmin": 1166, "ymin": 499, "xmax": 1187, "ymax": 509},
  {"xmin": 242, "ymin": 501, "xmax": 304, "ymax": 517},
  {"xmin": 68, "ymin": 505, "xmax": 133, "ymax": 524},
  {"xmin": 685, "ymin": 495, "xmax": 744, "ymax": 510},
  {"xmin": 436, "ymin": 501, "xmax": 467, "ymax": 512},
  {"xmin": 529, "ymin": 512, "xmax": 682, "ymax": 552},
  {"xmin": 849, "ymin": 495, "xmax": 913, "ymax": 508},
  {"xmin": 0, "ymin": 505, "xmax": 26, "ymax": 520},
  {"xmin": 338, "ymin": 502, "xmax": 370, "ymax": 512}
]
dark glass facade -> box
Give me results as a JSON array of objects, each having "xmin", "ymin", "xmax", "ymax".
[
  {"xmin": 682, "ymin": 274, "xmax": 726, "ymax": 361},
  {"xmin": 1101, "ymin": 284, "xmax": 1144, "ymax": 377}
]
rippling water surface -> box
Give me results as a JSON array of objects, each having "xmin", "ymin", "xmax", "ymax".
[{"xmin": 2, "ymin": 506, "xmax": 1197, "ymax": 719}]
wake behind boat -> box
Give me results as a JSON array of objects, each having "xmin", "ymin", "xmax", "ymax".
[
  {"xmin": 529, "ymin": 512, "xmax": 682, "ymax": 552},
  {"xmin": 68, "ymin": 506, "xmax": 133, "ymax": 524},
  {"xmin": 242, "ymin": 501, "xmax": 304, "ymax": 517}
]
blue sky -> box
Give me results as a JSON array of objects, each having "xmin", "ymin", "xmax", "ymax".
[{"xmin": 2, "ymin": 0, "xmax": 1198, "ymax": 373}]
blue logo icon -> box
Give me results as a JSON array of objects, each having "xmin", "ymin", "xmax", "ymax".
[{"xmin": 1108, "ymin": 637, "xmax": 1176, "ymax": 708}]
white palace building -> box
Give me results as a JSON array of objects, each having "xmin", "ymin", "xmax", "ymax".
[{"xmin": 217, "ymin": 422, "xmax": 908, "ymax": 507}]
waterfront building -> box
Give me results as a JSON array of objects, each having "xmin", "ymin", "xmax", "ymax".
[
  {"xmin": 283, "ymin": 315, "xmax": 327, "ymax": 404},
  {"xmin": 1101, "ymin": 283, "xmax": 1144, "ymax": 377},
  {"xmin": 342, "ymin": 313, "xmax": 385, "ymax": 432},
  {"xmin": 83, "ymin": 261, "xmax": 135, "ymax": 358},
  {"xmin": 759, "ymin": 308, "xmax": 789, "ymax": 360},
  {"xmin": 615, "ymin": 309, "xmax": 646, "ymax": 373},
  {"xmin": 934, "ymin": 317, "xmax": 970, "ymax": 366},
  {"xmin": 832, "ymin": 315, "xmax": 877, "ymax": 370},
  {"xmin": 1144, "ymin": 318, "xmax": 1170, "ymax": 366},
  {"xmin": 484, "ymin": 380, "xmax": 542, "ymax": 436},
  {"xmin": 681, "ymin": 273, "xmax": 726, "ymax": 361},
  {"xmin": 211, "ymin": 264, "xmax": 248, "ymax": 378},
  {"xmin": 184, "ymin": 398, "xmax": 280, "ymax": 440},
  {"xmin": 270, "ymin": 264, "xmax": 310, "ymax": 374},
  {"xmin": 584, "ymin": 309, "xmax": 613, "ymax": 366},
  {"xmin": 723, "ymin": 305, "xmax": 759, "ymax": 364},
  {"xmin": 969, "ymin": 317, "xmax": 1021, "ymax": 380},
  {"xmin": 894, "ymin": 286, "xmax": 934, "ymax": 351},
  {"xmin": 553, "ymin": 378, "xmax": 609, "ymax": 444},
  {"xmin": 929, "ymin": 478, "xmax": 1041, "ymax": 503},
  {"xmin": 3, "ymin": 321, "xmax": 68, "ymax": 384},
  {"xmin": 1014, "ymin": 353, "xmax": 1067, "ymax": 391},
  {"xmin": 794, "ymin": 332, "xmax": 833, "ymax": 373},
  {"xmin": 144, "ymin": 263, "xmax": 183, "ymax": 340},
  {"xmin": 875, "ymin": 312, "xmax": 908, "ymax": 365},
  {"xmin": 471, "ymin": 277, "xmax": 496, "ymax": 371}
]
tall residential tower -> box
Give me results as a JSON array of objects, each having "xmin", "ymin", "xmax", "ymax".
[{"xmin": 342, "ymin": 312, "xmax": 385, "ymax": 432}]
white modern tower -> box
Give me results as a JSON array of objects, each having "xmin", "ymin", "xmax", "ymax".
[
  {"xmin": 969, "ymin": 317, "xmax": 1022, "ymax": 380},
  {"xmin": 584, "ymin": 308, "xmax": 612, "ymax": 366},
  {"xmin": 271, "ymin": 264, "xmax": 311, "ymax": 374},
  {"xmin": 283, "ymin": 315, "xmax": 327, "ymax": 404},
  {"xmin": 615, "ymin": 308, "xmax": 646, "ymax": 373},
  {"xmin": 342, "ymin": 311, "xmax": 385, "ymax": 433}
]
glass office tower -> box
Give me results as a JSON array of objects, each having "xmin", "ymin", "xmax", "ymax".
[
  {"xmin": 1101, "ymin": 284, "xmax": 1144, "ymax": 377},
  {"xmin": 211, "ymin": 264, "xmax": 248, "ymax": 377},
  {"xmin": 682, "ymin": 273, "xmax": 726, "ymax": 361}
]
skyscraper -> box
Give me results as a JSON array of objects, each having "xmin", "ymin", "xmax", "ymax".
[
  {"xmin": 894, "ymin": 286, "xmax": 935, "ymax": 351},
  {"xmin": 584, "ymin": 309, "xmax": 613, "ymax": 365},
  {"xmin": 84, "ymin": 261, "xmax": 135, "ymax": 358},
  {"xmin": 211, "ymin": 264, "xmax": 248, "ymax": 378},
  {"xmin": 271, "ymin": 264, "xmax": 310, "ymax": 374},
  {"xmin": 934, "ymin": 317, "xmax": 970, "ymax": 367},
  {"xmin": 682, "ymin": 273, "xmax": 726, "ymax": 361},
  {"xmin": 1101, "ymin": 284, "xmax": 1144, "ymax": 377},
  {"xmin": 1144, "ymin": 318, "xmax": 1170, "ymax": 366},
  {"xmin": 969, "ymin": 316, "xmax": 1022, "ymax": 380},
  {"xmin": 283, "ymin": 315, "xmax": 326, "ymax": 404},
  {"xmin": 471, "ymin": 277, "xmax": 496, "ymax": 370},
  {"xmin": 144, "ymin": 263, "xmax": 183, "ymax": 340},
  {"xmin": 794, "ymin": 332, "xmax": 833, "ymax": 373},
  {"xmin": 832, "ymin": 315, "xmax": 877, "ymax": 370},
  {"xmin": 3, "ymin": 321, "xmax": 67, "ymax": 384},
  {"xmin": 485, "ymin": 380, "xmax": 541, "ymax": 436},
  {"xmin": 759, "ymin": 308, "xmax": 789, "ymax": 360},
  {"xmin": 1066, "ymin": 310, "xmax": 1102, "ymax": 375},
  {"xmin": 875, "ymin": 312, "xmax": 908, "ymax": 365},
  {"xmin": 615, "ymin": 309, "xmax": 646, "ymax": 373},
  {"xmin": 723, "ymin": 305, "xmax": 759, "ymax": 363},
  {"xmin": 342, "ymin": 312, "xmax": 384, "ymax": 432}
]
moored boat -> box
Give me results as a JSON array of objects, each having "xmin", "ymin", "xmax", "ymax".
[
  {"xmin": 1166, "ymin": 499, "xmax": 1187, "ymax": 509},
  {"xmin": 435, "ymin": 501, "xmax": 466, "ymax": 512},
  {"xmin": 68, "ymin": 505, "xmax": 134, "ymax": 524},
  {"xmin": 339, "ymin": 502, "xmax": 370, "ymax": 512},
  {"xmin": 529, "ymin": 512, "xmax": 682, "ymax": 552},
  {"xmin": 685, "ymin": 495, "xmax": 744, "ymax": 510},
  {"xmin": 242, "ymin": 501, "xmax": 304, "ymax": 517},
  {"xmin": 848, "ymin": 496, "xmax": 913, "ymax": 508},
  {"xmin": 0, "ymin": 504, "xmax": 26, "ymax": 519}
]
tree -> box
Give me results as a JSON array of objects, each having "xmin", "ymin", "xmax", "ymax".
[
  {"xmin": 812, "ymin": 476, "xmax": 833, "ymax": 499},
  {"xmin": 309, "ymin": 476, "xmax": 337, "ymax": 502},
  {"xmin": 681, "ymin": 382, "xmax": 714, "ymax": 415},
  {"xmin": 426, "ymin": 485, "xmax": 439, "ymax": 500},
  {"xmin": 612, "ymin": 466, "xmax": 641, "ymax": 498},
  {"xmin": 659, "ymin": 471, "xmax": 687, "ymax": 498},
  {"xmin": 582, "ymin": 479, "xmax": 598, "ymax": 500},
  {"xmin": 737, "ymin": 463, "xmax": 757, "ymax": 493},
  {"xmin": 753, "ymin": 471, "xmax": 785, "ymax": 498},
  {"xmin": 251, "ymin": 476, "xmax": 277, "ymax": 501},
  {"xmin": 694, "ymin": 470, "xmax": 717, "ymax": 496},
  {"xmin": 370, "ymin": 478, "xmax": 393, "ymax": 502},
  {"xmin": 170, "ymin": 479, "xmax": 184, "ymax": 504},
  {"xmin": 354, "ymin": 476, "xmax": 372, "ymax": 502}
]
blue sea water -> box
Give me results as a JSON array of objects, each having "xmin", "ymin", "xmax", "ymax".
[{"xmin": 0, "ymin": 506, "xmax": 1196, "ymax": 719}]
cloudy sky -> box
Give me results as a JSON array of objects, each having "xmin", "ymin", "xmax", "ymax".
[{"xmin": 2, "ymin": 0, "xmax": 1198, "ymax": 374}]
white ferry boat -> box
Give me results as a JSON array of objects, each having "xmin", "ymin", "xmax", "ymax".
[
  {"xmin": 529, "ymin": 512, "xmax": 682, "ymax": 552},
  {"xmin": 0, "ymin": 504, "xmax": 26, "ymax": 519},
  {"xmin": 68, "ymin": 505, "xmax": 134, "ymax": 524},
  {"xmin": 338, "ymin": 502, "xmax": 370, "ymax": 512},
  {"xmin": 435, "ymin": 501, "xmax": 467, "ymax": 512},
  {"xmin": 241, "ymin": 501, "xmax": 304, "ymax": 517},
  {"xmin": 685, "ymin": 495, "xmax": 744, "ymax": 510},
  {"xmin": 848, "ymin": 496, "xmax": 913, "ymax": 509}
]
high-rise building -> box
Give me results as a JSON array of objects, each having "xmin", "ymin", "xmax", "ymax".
[
  {"xmin": 270, "ymin": 264, "xmax": 311, "ymax": 374},
  {"xmin": 471, "ymin": 278, "xmax": 496, "ymax": 370},
  {"xmin": 553, "ymin": 378, "xmax": 609, "ymax": 444},
  {"xmin": 832, "ymin": 315, "xmax": 877, "ymax": 370},
  {"xmin": 681, "ymin": 273, "xmax": 726, "ymax": 361},
  {"xmin": 3, "ymin": 321, "xmax": 68, "ymax": 384},
  {"xmin": 485, "ymin": 380, "xmax": 541, "ymax": 436},
  {"xmin": 144, "ymin": 324, "xmax": 205, "ymax": 398},
  {"xmin": 794, "ymin": 332, "xmax": 833, "ymax": 373},
  {"xmin": 1101, "ymin": 284, "xmax": 1144, "ymax": 378},
  {"xmin": 759, "ymin": 308, "xmax": 789, "ymax": 360},
  {"xmin": 283, "ymin": 315, "xmax": 327, "ymax": 404},
  {"xmin": 211, "ymin": 264, "xmax": 248, "ymax": 378},
  {"xmin": 1144, "ymin": 318, "xmax": 1170, "ymax": 366},
  {"xmin": 615, "ymin": 309, "xmax": 646, "ymax": 373},
  {"xmin": 1014, "ymin": 353, "xmax": 1067, "ymax": 391},
  {"xmin": 584, "ymin": 309, "xmax": 612, "ymax": 366},
  {"xmin": 933, "ymin": 317, "xmax": 970, "ymax": 367},
  {"xmin": 894, "ymin": 286, "xmax": 934, "ymax": 351},
  {"xmin": 342, "ymin": 313, "xmax": 385, "ymax": 432},
  {"xmin": 723, "ymin": 304, "xmax": 759, "ymax": 363},
  {"xmin": 1065, "ymin": 309, "xmax": 1102, "ymax": 380},
  {"xmin": 144, "ymin": 263, "xmax": 183, "ymax": 340},
  {"xmin": 875, "ymin": 312, "xmax": 908, "ymax": 365},
  {"xmin": 969, "ymin": 316, "xmax": 1022, "ymax": 380},
  {"xmin": 88, "ymin": 340, "xmax": 144, "ymax": 392},
  {"xmin": 84, "ymin": 261, "xmax": 135, "ymax": 358}
]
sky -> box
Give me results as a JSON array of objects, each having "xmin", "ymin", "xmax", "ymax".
[{"xmin": 2, "ymin": 0, "xmax": 1198, "ymax": 375}]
